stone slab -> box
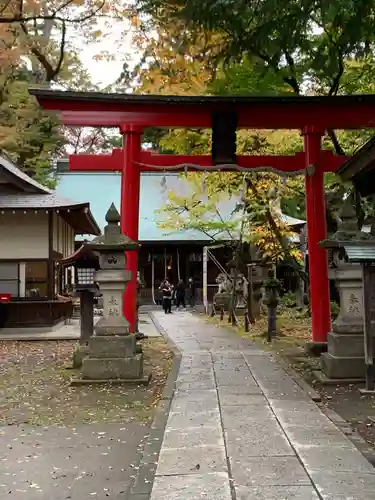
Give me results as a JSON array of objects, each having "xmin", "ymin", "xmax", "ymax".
[
  {"xmin": 94, "ymin": 315, "xmax": 130, "ymax": 336},
  {"xmin": 259, "ymin": 381, "xmax": 310, "ymax": 401},
  {"xmin": 221, "ymin": 404, "xmax": 274, "ymax": 424},
  {"xmin": 283, "ymin": 424, "xmax": 354, "ymax": 449},
  {"xmin": 166, "ymin": 410, "xmax": 221, "ymax": 430},
  {"xmin": 226, "ymin": 429, "xmax": 294, "ymax": 457},
  {"xmin": 178, "ymin": 367, "xmax": 214, "ymax": 376},
  {"xmin": 175, "ymin": 380, "xmax": 216, "ymax": 391},
  {"xmin": 217, "ymin": 385, "xmax": 263, "ymax": 396},
  {"xmin": 313, "ymin": 369, "xmax": 365, "ymax": 385},
  {"xmin": 269, "ymin": 400, "xmax": 323, "ymax": 413},
  {"xmin": 297, "ymin": 445, "xmax": 375, "ymax": 474},
  {"xmin": 70, "ymin": 374, "xmax": 151, "ymax": 386},
  {"xmin": 150, "ymin": 473, "xmax": 232, "ymax": 500},
  {"xmin": 310, "ymin": 471, "xmax": 375, "ymax": 500},
  {"xmin": 215, "ymin": 370, "xmax": 257, "ymax": 387},
  {"xmin": 170, "ymin": 398, "xmax": 218, "ymax": 413},
  {"xmin": 138, "ymin": 313, "xmax": 161, "ymax": 337},
  {"xmin": 327, "ymin": 331, "xmax": 368, "ymax": 358},
  {"xmin": 321, "ymin": 352, "xmax": 366, "ymax": 379},
  {"xmin": 218, "ymin": 393, "xmax": 267, "ymax": 406},
  {"xmin": 162, "ymin": 425, "xmax": 223, "ymax": 449},
  {"xmin": 173, "ymin": 389, "xmax": 218, "ymax": 402},
  {"xmin": 213, "ymin": 360, "xmax": 248, "ymax": 370},
  {"xmin": 88, "ymin": 334, "xmax": 136, "ymax": 358},
  {"xmin": 82, "ymin": 353, "xmax": 144, "ymax": 380},
  {"xmin": 231, "ymin": 456, "xmax": 311, "ymax": 487},
  {"xmin": 235, "ymin": 485, "xmax": 319, "ymax": 500},
  {"xmin": 176, "ymin": 372, "xmax": 215, "ymax": 383},
  {"xmin": 156, "ymin": 445, "xmax": 227, "ymax": 476}
]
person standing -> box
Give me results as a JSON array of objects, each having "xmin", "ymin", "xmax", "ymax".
[
  {"xmin": 188, "ymin": 277, "xmax": 196, "ymax": 308},
  {"xmin": 159, "ymin": 279, "xmax": 172, "ymax": 314},
  {"xmin": 175, "ymin": 279, "xmax": 186, "ymax": 309}
]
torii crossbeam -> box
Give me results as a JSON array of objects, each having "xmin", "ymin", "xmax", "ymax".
[{"xmin": 30, "ymin": 89, "xmax": 375, "ymax": 347}]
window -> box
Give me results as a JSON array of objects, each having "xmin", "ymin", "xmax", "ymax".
[
  {"xmin": 25, "ymin": 261, "xmax": 48, "ymax": 298},
  {"xmin": 0, "ymin": 262, "xmax": 19, "ymax": 296}
]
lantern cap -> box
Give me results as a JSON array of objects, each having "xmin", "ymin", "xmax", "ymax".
[
  {"xmin": 88, "ymin": 203, "xmax": 138, "ymax": 251},
  {"xmin": 105, "ymin": 203, "xmax": 120, "ymax": 224},
  {"xmin": 320, "ymin": 194, "xmax": 372, "ymax": 248}
]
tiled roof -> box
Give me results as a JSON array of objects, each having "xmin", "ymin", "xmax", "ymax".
[
  {"xmin": 0, "ymin": 154, "xmax": 100, "ymax": 235},
  {"xmin": 56, "ymin": 172, "xmax": 237, "ymax": 242},
  {"xmin": 0, "ymin": 153, "xmax": 52, "ymax": 194},
  {"xmin": 0, "ymin": 192, "xmax": 84, "ymax": 209},
  {"xmin": 55, "ymin": 172, "xmax": 305, "ymax": 242}
]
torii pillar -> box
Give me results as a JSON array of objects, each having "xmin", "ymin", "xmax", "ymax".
[
  {"xmin": 120, "ymin": 125, "xmax": 142, "ymax": 333},
  {"xmin": 303, "ymin": 127, "xmax": 331, "ymax": 351}
]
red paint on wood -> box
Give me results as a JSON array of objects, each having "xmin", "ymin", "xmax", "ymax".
[
  {"xmin": 69, "ymin": 150, "xmax": 349, "ymax": 173},
  {"xmin": 303, "ymin": 130, "xmax": 331, "ymax": 344},
  {"xmin": 121, "ymin": 132, "xmax": 141, "ymax": 334},
  {"xmin": 40, "ymin": 101, "xmax": 375, "ymax": 129}
]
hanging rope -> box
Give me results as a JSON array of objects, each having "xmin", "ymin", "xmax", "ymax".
[{"xmin": 134, "ymin": 161, "xmax": 312, "ymax": 177}]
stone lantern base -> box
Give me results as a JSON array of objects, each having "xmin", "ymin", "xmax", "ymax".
[
  {"xmin": 76, "ymin": 335, "xmax": 150, "ymax": 383},
  {"xmin": 320, "ymin": 326, "xmax": 369, "ymax": 380},
  {"xmin": 320, "ymin": 266, "xmax": 367, "ymax": 381}
]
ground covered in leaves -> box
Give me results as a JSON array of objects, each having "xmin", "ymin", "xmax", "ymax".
[
  {"xmin": 0, "ymin": 336, "xmax": 173, "ymax": 498},
  {"xmin": 208, "ymin": 310, "xmax": 375, "ymax": 453},
  {"xmin": 0, "ymin": 337, "xmax": 173, "ymax": 426}
]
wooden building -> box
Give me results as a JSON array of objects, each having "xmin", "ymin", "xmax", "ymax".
[
  {"xmin": 56, "ymin": 166, "xmax": 234, "ymax": 303},
  {"xmin": 56, "ymin": 163, "xmax": 305, "ymax": 304},
  {"xmin": 0, "ymin": 154, "xmax": 100, "ymax": 329}
]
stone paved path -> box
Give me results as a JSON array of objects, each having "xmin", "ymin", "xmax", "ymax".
[{"xmin": 149, "ymin": 311, "xmax": 375, "ymax": 500}]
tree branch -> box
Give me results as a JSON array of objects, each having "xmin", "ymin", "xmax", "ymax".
[
  {"xmin": 21, "ymin": 18, "xmax": 67, "ymax": 82},
  {"xmin": 0, "ymin": 0, "xmax": 107, "ymax": 24}
]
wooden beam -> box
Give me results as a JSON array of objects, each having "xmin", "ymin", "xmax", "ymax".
[{"xmin": 69, "ymin": 150, "xmax": 349, "ymax": 173}]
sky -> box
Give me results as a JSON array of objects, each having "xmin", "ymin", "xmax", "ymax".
[{"xmin": 79, "ymin": 18, "xmax": 139, "ymax": 88}]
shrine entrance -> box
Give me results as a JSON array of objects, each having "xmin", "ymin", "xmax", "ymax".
[{"xmin": 30, "ymin": 90, "xmax": 375, "ymax": 346}]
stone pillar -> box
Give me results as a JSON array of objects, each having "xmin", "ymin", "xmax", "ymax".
[{"xmin": 320, "ymin": 196, "xmax": 371, "ymax": 380}]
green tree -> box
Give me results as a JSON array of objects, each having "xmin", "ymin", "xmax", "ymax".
[
  {"xmin": 135, "ymin": 0, "xmax": 375, "ymax": 153},
  {"xmin": 0, "ymin": 0, "xmax": 128, "ymax": 186}
]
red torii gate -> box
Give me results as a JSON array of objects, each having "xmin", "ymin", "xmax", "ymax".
[{"xmin": 30, "ymin": 90, "xmax": 375, "ymax": 347}]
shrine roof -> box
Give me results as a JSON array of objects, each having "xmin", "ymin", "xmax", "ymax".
[
  {"xmin": 55, "ymin": 171, "xmax": 305, "ymax": 242},
  {"xmin": 0, "ymin": 154, "xmax": 100, "ymax": 235},
  {"xmin": 0, "ymin": 153, "xmax": 52, "ymax": 194},
  {"xmin": 29, "ymin": 89, "xmax": 375, "ymax": 129},
  {"xmin": 0, "ymin": 192, "xmax": 101, "ymax": 235},
  {"xmin": 336, "ymin": 135, "xmax": 375, "ymax": 197}
]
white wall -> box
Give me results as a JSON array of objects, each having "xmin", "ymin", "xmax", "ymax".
[{"xmin": 0, "ymin": 212, "xmax": 49, "ymax": 259}]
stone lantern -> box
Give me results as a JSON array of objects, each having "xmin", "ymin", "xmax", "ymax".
[
  {"xmin": 320, "ymin": 195, "xmax": 373, "ymax": 380},
  {"xmin": 247, "ymin": 245, "xmax": 269, "ymax": 321},
  {"xmin": 75, "ymin": 203, "xmax": 149, "ymax": 384}
]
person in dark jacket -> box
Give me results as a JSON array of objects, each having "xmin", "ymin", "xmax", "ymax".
[
  {"xmin": 175, "ymin": 279, "xmax": 186, "ymax": 309},
  {"xmin": 159, "ymin": 279, "xmax": 172, "ymax": 314},
  {"xmin": 188, "ymin": 277, "xmax": 196, "ymax": 308}
]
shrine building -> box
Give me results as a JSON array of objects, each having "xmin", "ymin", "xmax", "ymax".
[{"xmin": 55, "ymin": 161, "xmax": 305, "ymax": 304}]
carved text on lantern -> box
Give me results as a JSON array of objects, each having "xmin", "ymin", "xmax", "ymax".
[
  {"xmin": 107, "ymin": 256, "xmax": 118, "ymax": 265},
  {"xmin": 348, "ymin": 293, "xmax": 360, "ymax": 316},
  {"xmin": 109, "ymin": 295, "xmax": 118, "ymax": 306},
  {"xmin": 108, "ymin": 307, "xmax": 120, "ymax": 316}
]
